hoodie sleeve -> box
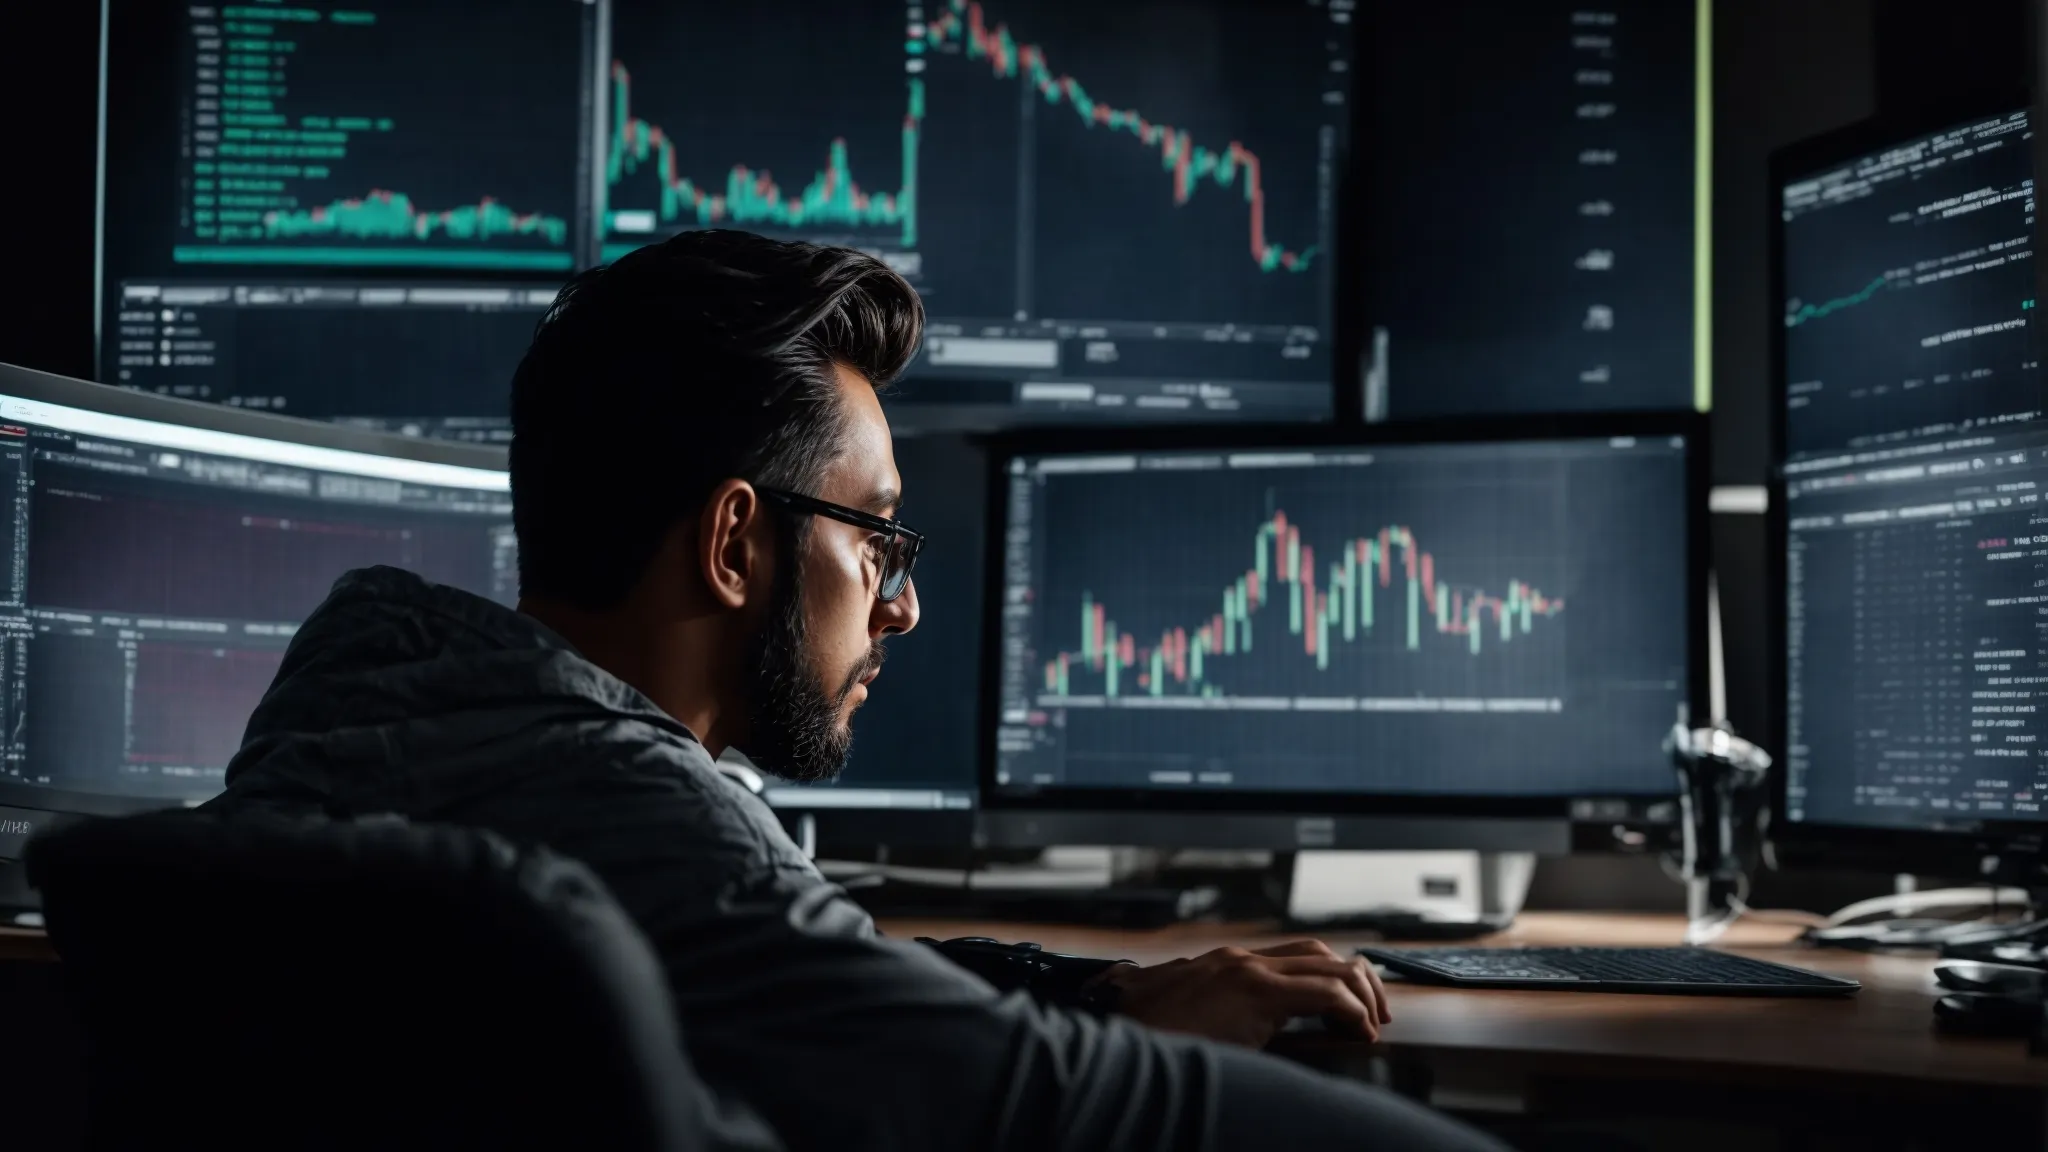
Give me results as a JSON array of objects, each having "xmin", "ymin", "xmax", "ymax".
[{"xmin": 526, "ymin": 745, "xmax": 1507, "ymax": 1152}]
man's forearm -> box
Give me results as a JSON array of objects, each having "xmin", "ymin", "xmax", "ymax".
[{"xmin": 919, "ymin": 935, "xmax": 1136, "ymax": 1013}]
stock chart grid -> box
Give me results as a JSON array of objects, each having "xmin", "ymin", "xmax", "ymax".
[
  {"xmin": 995, "ymin": 439, "xmax": 1691, "ymax": 798},
  {"xmin": 1780, "ymin": 110, "xmax": 2042, "ymax": 462},
  {"xmin": 1785, "ymin": 428, "xmax": 2048, "ymax": 831},
  {"xmin": 600, "ymin": 0, "xmax": 1348, "ymax": 424},
  {"xmin": 103, "ymin": 0, "xmax": 1347, "ymax": 429}
]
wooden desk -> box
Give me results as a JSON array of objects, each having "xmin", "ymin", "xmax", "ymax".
[
  {"xmin": 12, "ymin": 910, "xmax": 2037, "ymax": 1089},
  {"xmin": 0, "ymin": 925, "xmax": 51, "ymax": 964},
  {"xmin": 9, "ymin": 911, "xmax": 2046, "ymax": 1143},
  {"xmin": 878, "ymin": 912, "xmax": 2048, "ymax": 1093}
]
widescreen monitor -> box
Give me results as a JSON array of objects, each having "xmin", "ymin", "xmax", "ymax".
[
  {"xmin": 0, "ymin": 362, "xmax": 512, "ymax": 857},
  {"xmin": 97, "ymin": 0, "xmax": 1349, "ymax": 436},
  {"xmin": 982, "ymin": 416, "xmax": 1704, "ymax": 849}
]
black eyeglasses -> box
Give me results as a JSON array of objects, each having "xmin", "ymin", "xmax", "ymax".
[{"xmin": 757, "ymin": 488, "xmax": 923, "ymax": 602}]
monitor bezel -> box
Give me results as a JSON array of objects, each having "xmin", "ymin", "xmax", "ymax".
[
  {"xmin": 0, "ymin": 361, "xmax": 508, "ymax": 820},
  {"xmin": 1765, "ymin": 91, "xmax": 2046, "ymax": 877},
  {"xmin": 976, "ymin": 411, "xmax": 1710, "ymax": 824}
]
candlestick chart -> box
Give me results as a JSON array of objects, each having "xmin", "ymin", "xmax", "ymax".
[
  {"xmin": 998, "ymin": 441, "xmax": 1692, "ymax": 797},
  {"xmin": 603, "ymin": 63, "xmax": 921, "ymax": 247},
  {"xmin": 600, "ymin": 0, "xmax": 1340, "ymax": 329},
  {"xmin": 1018, "ymin": 452, "xmax": 1582, "ymax": 712},
  {"xmin": 599, "ymin": 1, "xmax": 922, "ymax": 262},
  {"xmin": 922, "ymin": 0, "xmax": 1318, "ymax": 275},
  {"xmin": 1042, "ymin": 512, "xmax": 1565, "ymax": 700}
]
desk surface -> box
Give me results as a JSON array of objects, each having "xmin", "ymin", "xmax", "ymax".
[
  {"xmin": 9, "ymin": 912, "xmax": 2042, "ymax": 1090},
  {"xmin": 879, "ymin": 912, "xmax": 2048, "ymax": 1091},
  {"xmin": 0, "ymin": 925, "xmax": 48, "ymax": 964}
]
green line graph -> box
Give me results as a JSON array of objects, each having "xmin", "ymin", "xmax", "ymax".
[{"xmin": 1785, "ymin": 275, "xmax": 1890, "ymax": 328}]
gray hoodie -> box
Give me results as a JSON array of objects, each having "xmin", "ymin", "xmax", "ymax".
[{"xmin": 204, "ymin": 566, "xmax": 1503, "ymax": 1152}]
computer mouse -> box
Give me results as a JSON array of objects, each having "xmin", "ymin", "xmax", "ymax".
[
  {"xmin": 1932, "ymin": 992, "xmax": 2045, "ymax": 1038},
  {"xmin": 1934, "ymin": 961, "xmax": 2048, "ymax": 997}
]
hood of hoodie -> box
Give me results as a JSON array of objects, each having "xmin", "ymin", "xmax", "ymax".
[{"xmin": 220, "ymin": 565, "xmax": 707, "ymax": 818}]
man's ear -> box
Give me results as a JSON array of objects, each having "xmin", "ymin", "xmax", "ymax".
[{"xmin": 697, "ymin": 479, "xmax": 772, "ymax": 610}]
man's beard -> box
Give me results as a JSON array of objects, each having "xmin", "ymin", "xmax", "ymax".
[{"xmin": 740, "ymin": 543, "xmax": 885, "ymax": 784}]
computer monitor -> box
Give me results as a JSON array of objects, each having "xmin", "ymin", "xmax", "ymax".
[
  {"xmin": 1771, "ymin": 99, "xmax": 2048, "ymax": 875},
  {"xmin": 0, "ymin": 362, "xmax": 512, "ymax": 858},
  {"xmin": 603, "ymin": 0, "xmax": 1350, "ymax": 430},
  {"xmin": 96, "ymin": 0, "xmax": 599, "ymax": 440},
  {"xmin": 1359, "ymin": 0, "xmax": 1706, "ymax": 420},
  {"xmin": 103, "ymin": 0, "xmax": 1346, "ymax": 436},
  {"xmin": 980, "ymin": 416, "xmax": 1704, "ymax": 850}
]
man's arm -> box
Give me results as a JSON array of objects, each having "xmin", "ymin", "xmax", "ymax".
[
  {"xmin": 917, "ymin": 935, "xmax": 1132, "ymax": 1011},
  {"xmin": 533, "ymin": 759, "xmax": 1500, "ymax": 1152},
  {"xmin": 917, "ymin": 933, "xmax": 1392, "ymax": 1047}
]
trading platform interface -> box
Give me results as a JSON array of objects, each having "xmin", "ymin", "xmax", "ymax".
[
  {"xmin": 995, "ymin": 437, "xmax": 1690, "ymax": 798},
  {"xmin": 98, "ymin": 0, "xmax": 595, "ymax": 435},
  {"xmin": 603, "ymin": 0, "xmax": 1350, "ymax": 429},
  {"xmin": 105, "ymin": 281, "xmax": 553, "ymax": 442},
  {"xmin": 1363, "ymin": 0, "xmax": 1702, "ymax": 419},
  {"xmin": 1780, "ymin": 109, "xmax": 2042, "ymax": 463},
  {"xmin": 1784, "ymin": 427, "xmax": 2048, "ymax": 832},
  {"xmin": 104, "ymin": 0, "xmax": 1345, "ymax": 433},
  {"xmin": 0, "ymin": 394, "xmax": 512, "ymax": 805}
]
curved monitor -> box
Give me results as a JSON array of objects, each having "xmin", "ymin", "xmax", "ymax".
[
  {"xmin": 0, "ymin": 362, "xmax": 510, "ymax": 855},
  {"xmin": 979, "ymin": 414, "xmax": 1705, "ymax": 850}
]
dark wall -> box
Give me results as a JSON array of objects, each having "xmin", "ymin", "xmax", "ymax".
[
  {"xmin": 1710, "ymin": 0, "xmax": 2037, "ymax": 747},
  {"xmin": 1710, "ymin": 0, "xmax": 1876, "ymax": 748},
  {"xmin": 1712, "ymin": 0, "xmax": 1877, "ymax": 489},
  {"xmin": 0, "ymin": 4, "xmax": 100, "ymax": 380},
  {"xmin": 1872, "ymin": 0, "xmax": 2031, "ymax": 118}
]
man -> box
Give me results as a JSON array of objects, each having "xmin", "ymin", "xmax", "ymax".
[{"xmin": 206, "ymin": 230, "xmax": 1504, "ymax": 1151}]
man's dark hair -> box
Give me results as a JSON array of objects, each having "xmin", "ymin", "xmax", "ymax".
[{"xmin": 510, "ymin": 230, "xmax": 924, "ymax": 609}]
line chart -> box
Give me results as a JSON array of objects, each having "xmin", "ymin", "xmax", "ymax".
[{"xmin": 1785, "ymin": 275, "xmax": 1892, "ymax": 328}]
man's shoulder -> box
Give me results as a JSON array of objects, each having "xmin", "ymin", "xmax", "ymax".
[{"xmin": 482, "ymin": 714, "xmax": 816, "ymax": 891}]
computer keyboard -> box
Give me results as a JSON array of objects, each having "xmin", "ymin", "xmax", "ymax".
[{"xmin": 1357, "ymin": 946, "xmax": 1860, "ymax": 997}]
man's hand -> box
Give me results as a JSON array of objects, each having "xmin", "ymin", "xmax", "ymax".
[{"xmin": 1096, "ymin": 939, "xmax": 1391, "ymax": 1049}]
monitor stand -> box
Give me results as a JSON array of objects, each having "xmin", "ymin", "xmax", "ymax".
[
  {"xmin": 828, "ymin": 846, "xmax": 1225, "ymax": 929},
  {"xmin": 0, "ymin": 860, "xmax": 41, "ymax": 925},
  {"xmin": 1283, "ymin": 850, "xmax": 1536, "ymax": 939}
]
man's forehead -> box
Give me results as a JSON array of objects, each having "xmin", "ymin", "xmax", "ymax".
[{"xmin": 819, "ymin": 365, "xmax": 901, "ymax": 514}]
